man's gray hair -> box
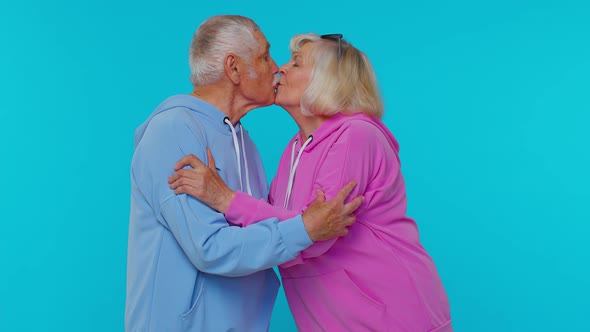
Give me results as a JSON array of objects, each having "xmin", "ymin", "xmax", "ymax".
[{"xmin": 189, "ymin": 15, "xmax": 260, "ymax": 86}]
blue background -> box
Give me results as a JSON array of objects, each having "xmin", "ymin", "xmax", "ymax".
[{"xmin": 1, "ymin": 0, "xmax": 588, "ymax": 331}]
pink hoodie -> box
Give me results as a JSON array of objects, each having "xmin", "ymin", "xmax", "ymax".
[{"xmin": 226, "ymin": 113, "xmax": 452, "ymax": 331}]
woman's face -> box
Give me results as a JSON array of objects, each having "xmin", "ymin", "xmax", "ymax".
[{"xmin": 275, "ymin": 42, "xmax": 314, "ymax": 110}]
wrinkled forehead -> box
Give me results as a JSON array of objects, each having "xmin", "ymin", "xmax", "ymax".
[{"xmin": 253, "ymin": 30, "xmax": 270, "ymax": 53}]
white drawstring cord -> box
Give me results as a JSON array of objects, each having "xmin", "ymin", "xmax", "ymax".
[
  {"xmin": 283, "ymin": 140, "xmax": 298, "ymax": 208},
  {"xmin": 284, "ymin": 135, "xmax": 313, "ymax": 208},
  {"xmin": 239, "ymin": 127, "xmax": 252, "ymax": 195},
  {"xmin": 224, "ymin": 118, "xmax": 252, "ymax": 195}
]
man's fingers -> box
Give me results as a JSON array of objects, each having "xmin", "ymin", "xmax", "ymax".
[
  {"xmin": 174, "ymin": 154, "xmax": 206, "ymax": 171},
  {"xmin": 314, "ymin": 189, "xmax": 326, "ymax": 203},
  {"xmin": 343, "ymin": 215, "xmax": 356, "ymax": 227},
  {"xmin": 335, "ymin": 216, "xmax": 355, "ymax": 237},
  {"xmin": 206, "ymin": 148, "xmax": 216, "ymax": 170},
  {"xmin": 343, "ymin": 196, "xmax": 364, "ymax": 214},
  {"xmin": 338, "ymin": 228, "xmax": 349, "ymax": 237},
  {"xmin": 333, "ymin": 180, "xmax": 357, "ymax": 203}
]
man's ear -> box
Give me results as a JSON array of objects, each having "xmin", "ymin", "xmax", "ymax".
[{"xmin": 224, "ymin": 54, "xmax": 241, "ymax": 84}]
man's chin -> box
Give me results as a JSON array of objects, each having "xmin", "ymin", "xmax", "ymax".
[{"xmin": 259, "ymin": 97, "xmax": 274, "ymax": 108}]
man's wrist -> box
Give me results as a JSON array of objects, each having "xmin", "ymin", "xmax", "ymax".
[{"xmin": 301, "ymin": 212, "xmax": 317, "ymax": 242}]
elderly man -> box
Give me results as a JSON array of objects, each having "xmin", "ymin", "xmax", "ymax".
[{"xmin": 125, "ymin": 15, "xmax": 362, "ymax": 332}]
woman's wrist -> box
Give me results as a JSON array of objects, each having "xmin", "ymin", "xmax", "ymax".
[{"xmin": 217, "ymin": 189, "xmax": 236, "ymax": 214}]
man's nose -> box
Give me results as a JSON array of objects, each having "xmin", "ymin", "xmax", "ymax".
[{"xmin": 271, "ymin": 59, "xmax": 279, "ymax": 73}]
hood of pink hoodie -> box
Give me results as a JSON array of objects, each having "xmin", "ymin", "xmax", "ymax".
[
  {"xmin": 294, "ymin": 112, "xmax": 400, "ymax": 154},
  {"xmin": 277, "ymin": 112, "xmax": 402, "ymax": 212},
  {"xmin": 273, "ymin": 112, "xmax": 451, "ymax": 331}
]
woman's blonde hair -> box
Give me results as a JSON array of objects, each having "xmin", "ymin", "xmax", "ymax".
[{"xmin": 289, "ymin": 33, "xmax": 384, "ymax": 118}]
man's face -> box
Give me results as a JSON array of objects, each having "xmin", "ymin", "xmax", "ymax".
[{"xmin": 239, "ymin": 31, "xmax": 279, "ymax": 108}]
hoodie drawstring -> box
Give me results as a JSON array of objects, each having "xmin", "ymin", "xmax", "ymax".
[
  {"xmin": 224, "ymin": 117, "xmax": 252, "ymax": 195},
  {"xmin": 284, "ymin": 135, "xmax": 313, "ymax": 208}
]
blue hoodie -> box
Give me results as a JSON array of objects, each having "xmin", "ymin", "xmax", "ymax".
[{"xmin": 126, "ymin": 95, "xmax": 312, "ymax": 332}]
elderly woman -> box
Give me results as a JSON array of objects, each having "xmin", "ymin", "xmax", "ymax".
[{"xmin": 168, "ymin": 33, "xmax": 452, "ymax": 331}]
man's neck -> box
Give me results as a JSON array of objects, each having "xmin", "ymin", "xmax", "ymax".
[{"xmin": 191, "ymin": 85, "xmax": 244, "ymax": 126}]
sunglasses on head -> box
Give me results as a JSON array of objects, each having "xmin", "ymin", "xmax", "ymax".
[{"xmin": 320, "ymin": 34, "xmax": 343, "ymax": 61}]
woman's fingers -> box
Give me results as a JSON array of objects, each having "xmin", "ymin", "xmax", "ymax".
[
  {"xmin": 206, "ymin": 148, "xmax": 217, "ymax": 171},
  {"xmin": 173, "ymin": 154, "xmax": 206, "ymax": 171}
]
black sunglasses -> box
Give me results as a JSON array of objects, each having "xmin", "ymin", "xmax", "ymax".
[{"xmin": 320, "ymin": 34, "xmax": 343, "ymax": 60}]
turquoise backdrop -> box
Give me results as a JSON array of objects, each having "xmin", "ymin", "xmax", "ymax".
[{"xmin": 1, "ymin": 0, "xmax": 588, "ymax": 331}]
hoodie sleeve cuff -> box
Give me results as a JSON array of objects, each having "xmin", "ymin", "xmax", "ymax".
[
  {"xmin": 225, "ymin": 190, "xmax": 260, "ymax": 226},
  {"xmin": 277, "ymin": 215, "xmax": 313, "ymax": 258}
]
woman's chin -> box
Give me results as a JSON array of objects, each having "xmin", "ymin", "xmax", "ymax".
[{"xmin": 273, "ymin": 96, "xmax": 284, "ymax": 107}]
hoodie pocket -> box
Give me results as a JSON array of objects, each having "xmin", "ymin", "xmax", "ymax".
[
  {"xmin": 282, "ymin": 269, "xmax": 386, "ymax": 331},
  {"xmin": 180, "ymin": 271, "xmax": 205, "ymax": 320}
]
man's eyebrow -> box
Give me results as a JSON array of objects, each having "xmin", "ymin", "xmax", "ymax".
[{"xmin": 259, "ymin": 42, "xmax": 270, "ymax": 57}]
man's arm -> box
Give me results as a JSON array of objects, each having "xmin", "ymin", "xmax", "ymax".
[
  {"xmin": 136, "ymin": 110, "xmax": 356, "ymax": 276},
  {"xmin": 168, "ymin": 149, "xmax": 364, "ymax": 238},
  {"xmin": 159, "ymin": 194, "xmax": 309, "ymax": 276},
  {"xmin": 167, "ymin": 121, "xmax": 375, "ymax": 268}
]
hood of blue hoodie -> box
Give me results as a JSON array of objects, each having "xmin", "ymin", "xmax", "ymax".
[{"xmin": 134, "ymin": 94, "xmax": 241, "ymax": 148}]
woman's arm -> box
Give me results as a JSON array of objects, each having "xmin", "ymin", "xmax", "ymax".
[
  {"xmin": 168, "ymin": 149, "xmax": 363, "ymax": 233},
  {"xmin": 167, "ymin": 148, "xmax": 305, "ymax": 226}
]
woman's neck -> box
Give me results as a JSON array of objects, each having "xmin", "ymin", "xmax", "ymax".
[{"xmin": 288, "ymin": 107, "xmax": 327, "ymax": 139}]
